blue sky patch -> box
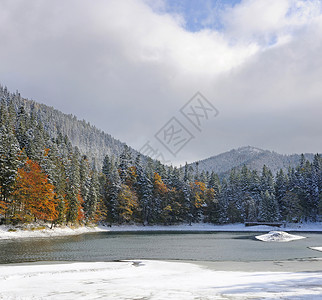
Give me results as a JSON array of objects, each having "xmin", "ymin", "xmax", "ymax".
[{"xmin": 149, "ymin": 0, "xmax": 241, "ymax": 32}]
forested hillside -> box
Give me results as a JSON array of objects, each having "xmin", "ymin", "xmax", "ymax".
[
  {"xmin": 0, "ymin": 87, "xmax": 321, "ymax": 226},
  {"xmin": 0, "ymin": 86, "xmax": 139, "ymax": 169}
]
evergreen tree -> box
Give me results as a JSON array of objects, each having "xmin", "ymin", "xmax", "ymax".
[
  {"xmin": 104, "ymin": 163, "xmax": 121, "ymax": 224},
  {"xmin": 119, "ymin": 145, "xmax": 132, "ymax": 183},
  {"xmin": 0, "ymin": 124, "xmax": 22, "ymax": 204},
  {"xmin": 243, "ymin": 193, "xmax": 257, "ymax": 222},
  {"xmin": 135, "ymin": 155, "xmax": 153, "ymax": 224},
  {"xmin": 259, "ymin": 191, "xmax": 279, "ymax": 222},
  {"xmin": 275, "ymin": 169, "xmax": 288, "ymax": 220},
  {"xmin": 79, "ymin": 155, "xmax": 91, "ymax": 205},
  {"xmin": 65, "ymin": 149, "xmax": 82, "ymax": 224},
  {"xmin": 260, "ymin": 165, "xmax": 275, "ymax": 194},
  {"xmin": 84, "ymin": 170, "xmax": 99, "ymax": 223}
]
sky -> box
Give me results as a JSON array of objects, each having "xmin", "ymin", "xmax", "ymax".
[{"xmin": 0, "ymin": 0, "xmax": 322, "ymax": 166}]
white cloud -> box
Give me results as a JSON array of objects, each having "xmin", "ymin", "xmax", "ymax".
[
  {"xmin": 223, "ymin": 0, "xmax": 322, "ymax": 46},
  {"xmin": 0, "ymin": 0, "xmax": 321, "ymax": 164}
]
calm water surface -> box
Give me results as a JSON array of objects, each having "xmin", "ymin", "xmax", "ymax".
[{"xmin": 1, "ymin": 231, "xmax": 322, "ymax": 265}]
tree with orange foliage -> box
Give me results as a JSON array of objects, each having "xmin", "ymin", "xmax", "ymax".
[
  {"xmin": 0, "ymin": 193, "xmax": 7, "ymax": 217},
  {"xmin": 189, "ymin": 181, "xmax": 207, "ymax": 222},
  {"xmin": 12, "ymin": 158, "xmax": 58, "ymax": 223},
  {"xmin": 152, "ymin": 172, "xmax": 168, "ymax": 223}
]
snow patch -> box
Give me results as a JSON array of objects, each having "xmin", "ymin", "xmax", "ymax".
[
  {"xmin": 0, "ymin": 260, "xmax": 322, "ymax": 299},
  {"xmin": 0, "ymin": 225, "xmax": 106, "ymax": 240},
  {"xmin": 256, "ymin": 231, "xmax": 306, "ymax": 242},
  {"xmin": 310, "ymin": 247, "xmax": 322, "ymax": 252}
]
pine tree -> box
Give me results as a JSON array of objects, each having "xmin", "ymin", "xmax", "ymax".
[
  {"xmin": 259, "ymin": 190, "xmax": 279, "ymax": 222},
  {"xmin": 84, "ymin": 170, "xmax": 99, "ymax": 223},
  {"xmin": 119, "ymin": 145, "xmax": 132, "ymax": 183},
  {"xmin": 260, "ymin": 165, "xmax": 275, "ymax": 194},
  {"xmin": 134, "ymin": 155, "xmax": 153, "ymax": 224},
  {"xmin": 243, "ymin": 193, "xmax": 257, "ymax": 222},
  {"xmin": 275, "ymin": 169, "xmax": 288, "ymax": 220},
  {"xmin": 102, "ymin": 155, "xmax": 112, "ymax": 178},
  {"xmin": 65, "ymin": 150, "xmax": 82, "ymax": 224},
  {"xmin": 79, "ymin": 155, "xmax": 91, "ymax": 205},
  {"xmin": 226, "ymin": 169, "xmax": 243, "ymax": 223},
  {"xmin": 104, "ymin": 163, "xmax": 121, "ymax": 224},
  {"xmin": 0, "ymin": 124, "xmax": 22, "ymax": 204},
  {"xmin": 16, "ymin": 105, "xmax": 29, "ymax": 151},
  {"xmin": 311, "ymin": 154, "xmax": 321, "ymax": 219},
  {"xmin": 281, "ymin": 191, "xmax": 302, "ymax": 222}
]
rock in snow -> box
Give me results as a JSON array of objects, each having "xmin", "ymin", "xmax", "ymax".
[{"xmin": 256, "ymin": 231, "xmax": 306, "ymax": 242}]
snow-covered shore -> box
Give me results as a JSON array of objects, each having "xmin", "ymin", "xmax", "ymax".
[
  {"xmin": 0, "ymin": 225, "xmax": 105, "ymax": 240},
  {"xmin": 0, "ymin": 260, "xmax": 322, "ymax": 299},
  {"xmin": 1, "ymin": 222, "xmax": 321, "ymax": 240}
]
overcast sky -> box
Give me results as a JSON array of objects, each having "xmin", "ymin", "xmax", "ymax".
[{"xmin": 1, "ymin": 0, "xmax": 322, "ymax": 165}]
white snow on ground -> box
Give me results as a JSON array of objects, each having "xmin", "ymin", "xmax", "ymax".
[
  {"xmin": 0, "ymin": 225, "xmax": 105, "ymax": 240},
  {"xmin": 1, "ymin": 222, "xmax": 322, "ymax": 240},
  {"xmin": 0, "ymin": 260, "xmax": 322, "ymax": 299},
  {"xmin": 310, "ymin": 247, "xmax": 322, "ymax": 252},
  {"xmin": 256, "ymin": 231, "xmax": 306, "ymax": 242}
]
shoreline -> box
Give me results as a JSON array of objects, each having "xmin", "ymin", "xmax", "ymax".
[
  {"xmin": 100, "ymin": 222, "xmax": 322, "ymax": 232},
  {"xmin": 0, "ymin": 260, "xmax": 322, "ymax": 299},
  {"xmin": 1, "ymin": 222, "xmax": 322, "ymax": 240},
  {"xmin": 0, "ymin": 225, "xmax": 106, "ymax": 240},
  {"xmin": 3, "ymin": 257, "xmax": 322, "ymax": 272}
]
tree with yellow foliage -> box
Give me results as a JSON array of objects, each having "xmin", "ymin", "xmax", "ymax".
[{"xmin": 117, "ymin": 184, "xmax": 138, "ymax": 223}]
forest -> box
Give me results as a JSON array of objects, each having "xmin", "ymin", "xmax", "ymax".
[{"xmin": 0, "ymin": 88, "xmax": 322, "ymax": 226}]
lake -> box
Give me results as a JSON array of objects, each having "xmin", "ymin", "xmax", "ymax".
[{"xmin": 1, "ymin": 231, "xmax": 322, "ymax": 271}]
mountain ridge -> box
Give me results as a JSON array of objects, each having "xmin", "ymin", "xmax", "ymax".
[
  {"xmin": 188, "ymin": 145, "xmax": 317, "ymax": 176},
  {"xmin": 0, "ymin": 86, "xmax": 143, "ymax": 168},
  {"xmin": 1, "ymin": 85, "xmax": 318, "ymax": 174}
]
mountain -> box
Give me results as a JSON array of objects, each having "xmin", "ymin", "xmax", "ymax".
[
  {"xmin": 1, "ymin": 85, "xmax": 321, "ymax": 226},
  {"xmin": 1, "ymin": 85, "xmax": 318, "ymax": 176},
  {"xmin": 0, "ymin": 86, "xmax": 142, "ymax": 168},
  {"xmin": 188, "ymin": 146, "xmax": 316, "ymax": 176}
]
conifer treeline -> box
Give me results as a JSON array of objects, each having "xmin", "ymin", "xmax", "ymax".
[{"xmin": 0, "ymin": 96, "xmax": 321, "ymax": 226}]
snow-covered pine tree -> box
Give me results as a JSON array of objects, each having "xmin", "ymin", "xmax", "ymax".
[
  {"xmin": 80, "ymin": 155, "xmax": 91, "ymax": 205},
  {"xmin": 134, "ymin": 155, "xmax": 153, "ymax": 225},
  {"xmin": 259, "ymin": 190, "xmax": 279, "ymax": 222},
  {"xmin": 0, "ymin": 119, "xmax": 22, "ymax": 204},
  {"xmin": 275, "ymin": 169, "xmax": 288, "ymax": 220},
  {"xmin": 84, "ymin": 170, "xmax": 99, "ymax": 223},
  {"xmin": 104, "ymin": 162, "xmax": 121, "ymax": 224},
  {"xmin": 65, "ymin": 149, "xmax": 82, "ymax": 224},
  {"xmin": 260, "ymin": 165, "xmax": 275, "ymax": 194},
  {"xmin": 119, "ymin": 145, "xmax": 132, "ymax": 184}
]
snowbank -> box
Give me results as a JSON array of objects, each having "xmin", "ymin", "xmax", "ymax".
[
  {"xmin": 310, "ymin": 247, "xmax": 322, "ymax": 252},
  {"xmin": 0, "ymin": 260, "xmax": 321, "ymax": 299},
  {"xmin": 256, "ymin": 231, "xmax": 306, "ymax": 242},
  {"xmin": 0, "ymin": 225, "xmax": 105, "ymax": 240}
]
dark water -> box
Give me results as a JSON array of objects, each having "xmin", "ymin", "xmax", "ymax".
[{"xmin": 1, "ymin": 231, "xmax": 322, "ymax": 264}]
